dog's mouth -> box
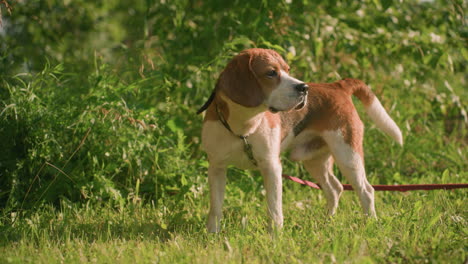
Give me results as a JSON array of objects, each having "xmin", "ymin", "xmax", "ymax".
[
  {"xmin": 268, "ymin": 96, "xmax": 307, "ymax": 113},
  {"xmin": 268, "ymin": 107, "xmax": 280, "ymax": 113},
  {"xmin": 294, "ymin": 100, "xmax": 306, "ymax": 110}
]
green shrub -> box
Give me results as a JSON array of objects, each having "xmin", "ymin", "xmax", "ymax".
[{"xmin": 0, "ymin": 0, "xmax": 466, "ymax": 212}]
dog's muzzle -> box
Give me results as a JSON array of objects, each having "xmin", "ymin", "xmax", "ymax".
[
  {"xmin": 294, "ymin": 97, "xmax": 306, "ymax": 110},
  {"xmin": 268, "ymin": 83, "xmax": 309, "ymax": 113},
  {"xmin": 269, "ymin": 93, "xmax": 307, "ymax": 113}
]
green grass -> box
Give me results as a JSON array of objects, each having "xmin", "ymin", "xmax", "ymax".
[{"xmin": 0, "ymin": 184, "xmax": 466, "ymax": 263}]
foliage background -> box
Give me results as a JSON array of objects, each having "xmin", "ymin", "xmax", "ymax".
[
  {"xmin": 0, "ymin": 0, "xmax": 466, "ymax": 229},
  {"xmin": 0, "ymin": 0, "xmax": 467, "ymax": 262}
]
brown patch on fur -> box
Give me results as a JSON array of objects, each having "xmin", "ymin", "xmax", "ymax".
[
  {"xmin": 279, "ymin": 79, "xmax": 375, "ymax": 158},
  {"xmin": 217, "ymin": 49, "xmax": 291, "ymax": 108},
  {"xmin": 217, "ymin": 51, "xmax": 263, "ymax": 107},
  {"xmin": 306, "ymin": 137, "xmax": 327, "ymax": 150},
  {"xmin": 341, "ymin": 78, "xmax": 375, "ymax": 107},
  {"xmin": 248, "ymin": 48, "xmax": 291, "ymax": 100},
  {"xmin": 203, "ymin": 48, "xmax": 292, "ymax": 129},
  {"xmin": 279, "ymin": 107, "xmax": 308, "ymax": 140},
  {"xmin": 308, "ymin": 82, "xmax": 361, "ymax": 156}
]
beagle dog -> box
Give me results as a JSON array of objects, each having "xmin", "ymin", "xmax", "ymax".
[{"xmin": 197, "ymin": 48, "xmax": 402, "ymax": 233}]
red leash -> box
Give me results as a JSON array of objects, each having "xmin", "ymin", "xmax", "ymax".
[{"xmin": 282, "ymin": 174, "xmax": 468, "ymax": 192}]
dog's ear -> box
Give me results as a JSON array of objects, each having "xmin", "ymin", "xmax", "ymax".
[{"xmin": 217, "ymin": 52, "xmax": 264, "ymax": 107}]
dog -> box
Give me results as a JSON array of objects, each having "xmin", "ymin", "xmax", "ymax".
[{"xmin": 197, "ymin": 48, "xmax": 403, "ymax": 233}]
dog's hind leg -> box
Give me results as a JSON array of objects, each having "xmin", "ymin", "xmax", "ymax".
[
  {"xmin": 303, "ymin": 154, "xmax": 343, "ymax": 216},
  {"xmin": 322, "ymin": 131, "xmax": 376, "ymax": 217}
]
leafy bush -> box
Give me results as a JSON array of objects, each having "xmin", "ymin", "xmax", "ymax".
[{"xmin": 0, "ymin": 0, "xmax": 466, "ymax": 212}]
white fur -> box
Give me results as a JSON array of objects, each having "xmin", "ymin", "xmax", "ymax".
[
  {"xmin": 265, "ymin": 70, "xmax": 305, "ymax": 111},
  {"xmin": 202, "ymin": 121, "xmax": 256, "ymax": 170},
  {"xmin": 303, "ymin": 154, "xmax": 342, "ymax": 215},
  {"xmin": 220, "ymin": 93, "xmax": 266, "ymax": 136},
  {"xmin": 203, "ymin": 109, "xmax": 284, "ymax": 232},
  {"xmin": 322, "ymin": 130, "xmax": 376, "ymax": 217},
  {"xmin": 366, "ymin": 98, "xmax": 403, "ymax": 145}
]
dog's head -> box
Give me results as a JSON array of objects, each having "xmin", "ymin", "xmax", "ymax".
[{"xmin": 217, "ymin": 48, "xmax": 308, "ymax": 113}]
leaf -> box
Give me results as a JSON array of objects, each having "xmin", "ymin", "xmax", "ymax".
[
  {"xmin": 423, "ymin": 54, "xmax": 432, "ymax": 65},
  {"xmin": 314, "ymin": 38, "xmax": 324, "ymax": 59},
  {"xmin": 441, "ymin": 169, "xmax": 450, "ymax": 182},
  {"xmin": 166, "ymin": 119, "xmax": 180, "ymax": 133},
  {"xmin": 427, "ymin": 213, "xmax": 441, "ymax": 229},
  {"xmin": 181, "ymin": 174, "xmax": 188, "ymax": 186}
]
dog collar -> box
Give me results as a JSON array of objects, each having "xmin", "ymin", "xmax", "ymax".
[{"xmin": 215, "ymin": 104, "xmax": 258, "ymax": 167}]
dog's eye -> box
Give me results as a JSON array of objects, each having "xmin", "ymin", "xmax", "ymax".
[{"xmin": 266, "ymin": 70, "xmax": 278, "ymax": 78}]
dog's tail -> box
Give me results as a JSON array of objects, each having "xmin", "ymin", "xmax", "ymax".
[
  {"xmin": 196, "ymin": 91, "xmax": 216, "ymax": 114},
  {"xmin": 343, "ymin": 78, "xmax": 403, "ymax": 145}
]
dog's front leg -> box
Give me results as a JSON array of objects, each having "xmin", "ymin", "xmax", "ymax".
[
  {"xmin": 206, "ymin": 165, "xmax": 227, "ymax": 233},
  {"xmin": 259, "ymin": 161, "xmax": 283, "ymax": 231}
]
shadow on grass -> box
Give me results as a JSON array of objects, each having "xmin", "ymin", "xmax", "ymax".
[{"xmin": 0, "ymin": 210, "xmax": 204, "ymax": 246}]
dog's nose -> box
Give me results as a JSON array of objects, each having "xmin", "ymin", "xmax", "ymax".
[{"xmin": 295, "ymin": 83, "xmax": 309, "ymax": 93}]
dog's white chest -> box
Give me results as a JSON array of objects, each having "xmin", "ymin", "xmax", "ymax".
[{"xmin": 201, "ymin": 121, "xmax": 258, "ymax": 170}]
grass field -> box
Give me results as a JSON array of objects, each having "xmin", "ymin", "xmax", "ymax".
[
  {"xmin": 0, "ymin": 185, "xmax": 466, "ymax": 263},
  {"xmin": 0, "ymin": 0, "xmax": 467, "ymax": 263}
]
